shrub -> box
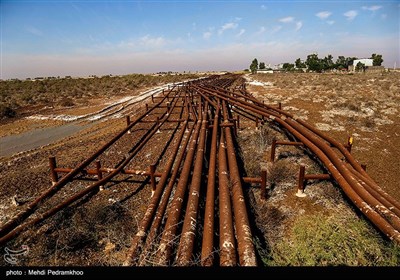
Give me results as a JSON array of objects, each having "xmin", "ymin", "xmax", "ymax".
[
  {"xmin": 268, "ymin": 160, "xmax": 296, "ymax": 186},
  {"xmin": 0, "ymin": 73, "xmax": 199, "ymax": 116},
  {"xmin": 364, "ymin": 116, "xmax": 376, "ymax": 128},
  {"xmin": 0, "ymin": 104, "xmax": 16, "ymax": 119},
  {"xmin": 58, "ymin": 98, "xmax": 75, "ymax": 107},
  {"xmin": 266, "ymin": 214, "xmax": 400, "ymax": 266}
]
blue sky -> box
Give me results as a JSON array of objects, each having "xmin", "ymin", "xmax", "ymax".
[{"xmin": 1, "ymin": 0, "xmax": 399, "ymax": 79}]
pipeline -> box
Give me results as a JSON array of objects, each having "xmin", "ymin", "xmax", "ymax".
[
  {"xmin": 0, "ymin": 87, "xmax": 184, "ymax": 245},
  {"xmin": 221, "ymin": 101, "xmax": 257, "ymax": 266},
  {"xmin": 198, "ymin": 78, "xmax": 400, "ymax": 244},
  {"xmin": 2, "ymin": 74, "xmax": 399, "ymax": 264},
  {"xmin": 200, "ymin": 105, "xmax": 220, "ymax": 266},
  {"xmin": 155, "ymin": 103, "xmax": 203, "ymax": 265},
  {"xmin": 0, "ymin": 88, "xmax": 174, "ymax": 238},
  {"xmin": 175, "ymin": 103, "xmax": 208, "ymax": 265},
  {"xmin": 124, "ymin": 116, "xmax": 190, "ymax": 265},
  {"xmin": 218, "ymin": 130, "xmax": 237, "ymax": 266},
  {"xmin": 136, "ymin": 123, "xmax": 195, "ymax": 266}
]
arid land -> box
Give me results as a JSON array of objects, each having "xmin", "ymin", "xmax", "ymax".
[{"xmin": 1, "ymin": 72, "xmax": 399, "ymax": 266}]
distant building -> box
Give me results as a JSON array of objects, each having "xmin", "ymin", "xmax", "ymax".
[
  {"xmin": 256, "ymin": 69, "xmax": 274, "ymax": 74},
  {"xmin": 348, "ymin": 58, "xmax": 373, "ymax": 71}
]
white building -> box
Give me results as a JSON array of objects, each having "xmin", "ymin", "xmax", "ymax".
[
  {"xmin": 256, "ymin": 69, "xmax": 274, "ymax": 74},
  {"xmin": 349, "ymin": 58, "xmax": 373, "ymax": 71}
]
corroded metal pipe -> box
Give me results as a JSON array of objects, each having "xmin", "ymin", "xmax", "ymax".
[
  {"xmin": 175, "ymin": 104, "xmax": 208, "ymax": 265},
  {"xmin": 137, "ymin": 123, "xmax": 195, "ymax": 266},
  {"xmin": 0, "ymin": 91, "xmax": 182, "ymax": 245},
  {"xmin": 49, "ymin": 156, "xmax": 58, "ymax": 185},
  {"xmin": 203, "ymin": 81, "xmax": 400, "ymax": 244},
  {"xmin": 53, "ymin": 167, "xmax": 163, "ymax": 178},
  {"xmin": 346, "ymin": 165, "xmax": 400, "ymax": 217},
  {"xmin": 343, "ymin": 164, "xmax": 400, "ymax": 212},
  {"xmin": 284, "ymin": 118, "xmax": 400, "ymax": 232},
  {"xmin": 123, "ymin": 92, "xmax": 189, "ymax": 264},
  {"xmin": 271, "ymin": 116, "xmax": 400, "ymax": 243},
  {"xmin": 124, "ymin": 118, "xmax": 189, "ymax": 265},
  {"xmin": 248, "ymin": 99, "xmax": 400, "ymax": 240},
  {"xmin": 0, "ymin": 88, "xmax": 174, "ymax": 238},
  {"xmin": 155, "ymin": 117, "xmax": 202, "ymax": 265},
  {"xmin": 218, "ymin": 130, "xmax": 237, "ymax": 266},
  {"xmin": 222, "ymin": 101, "xmax": 257, "ymax": 266},
  {"xmin": 295, "ymin": 118, "xmax": 400, "ymax": 211},
  {"xmin": 200, "ymin": 106, "xmax": 220, "ymax": 266}
]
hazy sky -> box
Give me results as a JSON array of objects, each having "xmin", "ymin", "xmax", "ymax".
[{"xmin": 1, "ymin": 0, "xmax": 399, "ymax": 79}]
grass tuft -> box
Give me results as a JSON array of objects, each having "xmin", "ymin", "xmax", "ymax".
[{"xmin": 266, "ymin": 213, "xmax": 400, "ymax": 266}]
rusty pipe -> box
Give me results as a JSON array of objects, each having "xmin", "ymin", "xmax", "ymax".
[
  {"xmin": 175, "ymin": 104, "xmax": 208, "ymax": 265},
  {"xmin": 218, "ymin": 130, "xmax": 237, "ymax": 266},
  {"xmin": 284, "ymin": 118, "xmax": 400, "ymax": 232},
  {"xmin": 346, "ymin": 165, "xmax": 400, "ymax": 217},
  {"xmin": 137, "ymin": 123, "xmax": 195, "ymax": 266},
  {"xmin": 155, "ymin": 118, "xmax": 202, "ymax": 265},
  {"xmin": 233, "ymin": 94, "xmax": 400, "ymax": 240},
  {"xmin": 53, "ymin": 167, "xmax": 163, "ymax": 178},
  {"xmin": 200, "ymin": 106, "xmax": 220, "ymax": 266},
  {"xmin": 198, "ymin": 76, "xmax": 400, "ymax": 243},
  {"xmin": 124, "ymin": 118, "xmax": 189, "ymax": 265},
  {"xmin": 0, "ymin": 93, "xmax": 182, "ymax": 246},
  {"xmin": 266, "ymin": 115, "xmax": 400, "ymax": 243},
  {"xmin": 203, "ymin": 84, "xmax": 400, "ymax": 239},
  {"xmin": 222, "ymin": 101, "xmax": 257, "ymax": 266},
  {"xmin": 0, "ymin": 90, "xmax": 172, "ymax": 238}
]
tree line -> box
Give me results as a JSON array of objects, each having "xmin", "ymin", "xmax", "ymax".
[{"xmin": 249, "ymin": 53, "xmax": 383, "ymax": 73}]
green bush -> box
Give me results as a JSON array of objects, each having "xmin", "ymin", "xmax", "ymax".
[{"xmin": 266, "ymin": 214, "xmax": 400, "ymax": 266}]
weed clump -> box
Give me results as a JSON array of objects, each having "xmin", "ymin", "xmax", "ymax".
[{"xmin": 267, "ymin": 214, "xmax": 400, "ymax": 266}]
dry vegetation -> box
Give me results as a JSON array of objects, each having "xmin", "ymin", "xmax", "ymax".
[{"xmin": 0, "ymin": 73, "xmax": 199, "ymax": 120}]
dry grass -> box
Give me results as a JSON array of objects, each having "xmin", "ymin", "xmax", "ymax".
[
  {"xmin": 18, "ymin": 201, "xmax": 134, "ymax": 266},
  {"xmin": 0, "ymin": 73, "xmax": 199, "ymax": 119},
  {"xmin": 267, "ymin": 160, "xmax": 297, "ymax": 187},
  {"xmin": 237, "ymin": 125, "xmax": 280, "ymax": 177}
]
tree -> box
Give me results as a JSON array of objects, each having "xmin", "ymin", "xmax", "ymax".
[
  {"xmin": 346, "ymin": 57, "xmax": 358, "ymax": 68},
  {"xmin": 282, "ymin": 63, "xmax": 295, "ymax": 71},
  {"xmin": 323, "ymin": 54, "xmax": 334, "ymax": 70},
  {"xmin": 306, "ymin": 53, "xmax": 323, "ymax": 72},
  {"xmin": 259, "ymin": 62, "xmax": 266, "ymax": 69},
  {"xmin": 250, "ymin": 58, "xmax": 258, "ymax": 74},
  {"xmin": 295, "ymin": 58, "xmax": 306, "ymax": 69},
  {"xmin": 335, "ymin": 56, "xmax": 346, "ymax": 69},
  {"xmin": 355, "ymin": 61, "xmax": 365, "ymax": 72},
  {"xmin": 371, "ymin": 53, "xmax": 383, "ymax": 66}
]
